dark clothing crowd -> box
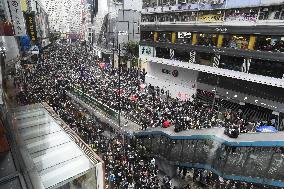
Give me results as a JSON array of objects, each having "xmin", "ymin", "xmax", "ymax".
[{"xmin": 12, "ymin": 43, "xmax": 281, "ymax": 189}]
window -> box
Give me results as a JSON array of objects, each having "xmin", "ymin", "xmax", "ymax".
[
  {"xmin": 222, "ymin": 34, "xmax": 249, "ymax": 49},
  {"xmin": 255, "ymin": 35, "xmax": 284, "ymax": 52},
  {"xmin": 197, "ymin": 33, "xmax": 218, "ymax": 47},
  {"xmin": 249, "ymin": 59, "xmax": 284, "ymax": 79}
]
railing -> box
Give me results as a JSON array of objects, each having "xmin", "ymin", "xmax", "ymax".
[
  {"xmin": 69, "ymin": 86, "xmax": 118, "ymax": 120},
  {"xmin": 136, "ymin": 134, "xmax": 284, "ymax": 188}
]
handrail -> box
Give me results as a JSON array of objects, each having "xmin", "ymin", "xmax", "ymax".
[{"xmin": 70, "ymin": 86, "xmax": 118, "ymax": 119}]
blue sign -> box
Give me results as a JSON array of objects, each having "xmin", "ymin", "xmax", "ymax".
[{"xmin": 20, "ymin": 36, "xmax": 31, "ymax": 52}]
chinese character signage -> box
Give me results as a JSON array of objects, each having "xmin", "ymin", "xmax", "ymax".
[
  {"xmin": 8, "ymin": 0, "xmax": 26, "ymax": 36},
  {"xmin": 25, "ymin": 13, "xmax": 37, "ymax": 43},
  {"xmin": 139, "ymin": 46, "xmax": 154, "ymax": 57},
  {"xmin": 198, "ymin": 14, "xmax": 223, "ymax": 23}
]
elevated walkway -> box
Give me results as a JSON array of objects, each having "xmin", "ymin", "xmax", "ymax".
[
  {"xmin": 68, "ymin": 89, "xmax": 284, "ymax": 188},
  {"xmin": 11, "ymin": 103, "xmax": 104, "ymax": 189}
]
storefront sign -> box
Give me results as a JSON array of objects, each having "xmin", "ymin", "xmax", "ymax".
[
  {"xmin": 178, "ymin": 32, "xmax": 191, "ymax": 39},
  {"xmin": 139, "ymin": 46, "xmax": 154, "ymax": 57},
  {"xmin": 25, "ymin": 13, "xmax": 37, "ymax": 42},
  {"xmin": 198, "ymin": 14, "xmax": 223, "ymax": 23},
  {"xmin": 215, "ymin": 27, "xmax": 227, "ymax": 32},
  {"xmin": 8, "ymin": 0, "xmax": 26, "ymax": 36}
]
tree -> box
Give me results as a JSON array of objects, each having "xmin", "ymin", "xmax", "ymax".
[{"xmin": 123, "ymin": 41, "xmax": 139, "ymax": 67}]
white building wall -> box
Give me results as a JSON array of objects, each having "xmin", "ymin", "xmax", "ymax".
[{"xmin": 145, "ymin": 62, "xmax": 198, "ymax": 101}]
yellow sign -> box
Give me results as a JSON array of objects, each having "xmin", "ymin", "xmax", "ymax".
[
  {"xmin": 21, "ymin": 0, "xmax": 28, "ymax": 12},
  {"xmin": 198, "ymin": 14, "xmax": 223, "ymax": 23}
]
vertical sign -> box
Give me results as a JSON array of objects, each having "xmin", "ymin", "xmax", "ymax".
[
  {"xmin": 8, "ymin": 0, "xmax": 26, "ymax": 36},
  {"xmin": 25, "ymin": 13, "xmax": 37, "ymax": 43},
  {"xmin": 20, "ymin": 0, "xmax": 27, "ymax": 12}
]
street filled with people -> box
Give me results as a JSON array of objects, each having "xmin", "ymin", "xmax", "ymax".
[{"xmin": 11, "ymin": 43, "xmax": 281, "ymax": 189}]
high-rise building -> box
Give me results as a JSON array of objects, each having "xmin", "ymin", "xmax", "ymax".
[{"xmin": 43, "ymin": 0, "xmax": 83, "ymax": 34}]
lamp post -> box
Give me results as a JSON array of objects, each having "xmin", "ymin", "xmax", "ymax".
[{"xmin": 211, "ymin": 76, "xmax": 220, "ymax": 112}]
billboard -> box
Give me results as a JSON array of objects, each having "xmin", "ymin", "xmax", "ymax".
[{"xmin": 7, "ymin": 0, "xmax": 26, "ymax": 36}]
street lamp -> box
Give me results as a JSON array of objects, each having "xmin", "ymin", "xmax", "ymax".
[{"xmin": 112, "ymin": 43, "xmax": 126, "ymax": 153}]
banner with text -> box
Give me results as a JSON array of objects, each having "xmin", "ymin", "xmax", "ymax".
[
  {"xmin": 8, "ymin": 0, "xmax": 26, "ymax": 36},
  {"xmin": 25, "ymin": 13, "xmax": 37, "ymax": 43}
]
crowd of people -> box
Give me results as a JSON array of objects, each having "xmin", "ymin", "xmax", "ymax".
[
  {"xmin": 11, "ymin": 43, "xmax": 281, "ymax": 188},
  {"xmin": 15, "ymin": 43, "xmax": 274, "ymax": 135}
]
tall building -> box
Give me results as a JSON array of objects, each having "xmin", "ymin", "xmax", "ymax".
[
  {"xmin": 43, "ymin": 0, "xmax": 83, "ymax": 34},
  {"xmin": 93, "ymin": 0, "xmax": 142, "ymax": 63},
  {"xmin": 140, "ymin": 0, "xmax": 284, "ymax": 125}
]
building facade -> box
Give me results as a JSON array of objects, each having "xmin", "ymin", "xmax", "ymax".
[
  {"xmin": 43, "ymin": 0, "xmax": 83, "ymax": 35},
  {"xmin": 140, "ymin": 0, "xmax": 284, "ymax": 118}
]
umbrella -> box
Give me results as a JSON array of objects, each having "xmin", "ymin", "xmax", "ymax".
[{"xmin": 256, "ymin": 126, "xmax": 278, "ymax": 133}]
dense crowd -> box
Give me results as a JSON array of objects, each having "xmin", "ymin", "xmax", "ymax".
[
  {"xmin": 15, "ymin": 43, "xmax": 275, "ymax": 134},
  {"xmin": 11, "ymin": 43, "xmax": 282, "ymax": 188}
]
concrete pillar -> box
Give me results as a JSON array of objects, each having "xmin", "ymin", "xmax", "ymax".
[
  {"xmin": 192, "ymin": 33, "xmax": 198, "ymax": 45},
  {"xmin": 248, "ymin": 35, "xmax": 256, "ymax": 50},
  {"xmin": 154, "ymin": 32, "xmax": 158, "ymax": 42},
  {"xmin": 212, "ymin": 54, "xmax": 221, "ymax": 68},
  {"xmin": 217, "ymin": 34, "xmax": 224, "ymax": 48},
  {"xmin": 189, "ymin": 50, "xmax": 196, "ymax": 64},
  {"xmin": 171, "ymin": 32, "xmax": 176, "ymax": 44}
]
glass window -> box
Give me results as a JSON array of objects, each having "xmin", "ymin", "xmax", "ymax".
[
  {"xmin": 173, "ymin": 49, "xmax": 191, "ymax": 62},
  {"xmin": 225, "ymin": 8, "xmax": 258, "ymax": 23},
  {"xmin": 219, "ymin": 55, "xmax": 243, "ymax": 72},
  {"xmin": 141, "ymin": 14, "xmax": 156, "ymax": 22},
  {"xmin": 163, "ymin": 0, "xmax": 176, "ymax": 6},
  {"xmin": 141, "ymin": 31, "xmax": 154, "ymax": 41},
  {"xmin": 259, "ymin": 6, "xmax": 284, "ymax": 20},
  {"xmin": 255, "ymin": 35, "xmax": 284, "ymax": 52},
  {"xmin": 223, "ymin": 34, "xmax": 249, "ymax": 49},
  {"xmin": 249, "ymin": 59, "xmax": 284, "ymax": 79},
  {"xmin": 157, "ymin": 31, "xmax": 172, "ymax": 43},
  {"xmin": 156, "ymin": 47, "xmax": 171, "ymax": 59},
  {"xmin": 196, "ymin": 52, "xmax": 214, "ymax": 66},
  {"xmin": 197, "ymin": 33, "xmax": 218, "ymax": 47},
  {"xmin": 180, "ymin": 11, "xmax": 197, "ymax": 22},
  {"xmin": 142, "ymin": 0, "xmax": 157, "ymax": 8}
]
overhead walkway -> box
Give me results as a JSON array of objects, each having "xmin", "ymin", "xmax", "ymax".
[
  {"xmin": 69, "ymin": 88, "xmax": 284, "ymax": 188},
  {"xmin": 11, "ymin": 103, "xmax": 104, "ymax": 189}
]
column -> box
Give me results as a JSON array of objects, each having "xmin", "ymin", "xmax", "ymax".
[
  {"xmin": 192, "ymin": 33, "xmax": 198, "ymax": 45},
  {"xmin": 154, "ymin": 31, "xmax": 158, "ymax": 42},
  {"xmin": 248, "ymin": 35, "xmax": 256, "ymax": 50},
  {"xmin": 212, "ymin": 54, "xmax": 221, "ymax": 68},
  {"xmin": 170, "ymin": 49, "xmax": 175, "ymax": 60},
  {"xmin": 171, "ymin": 32, "xmax": 176, "ymax": 44},
  {"xmin": 189, "ymin": 51, "xmax": 196, "ymax": 64},
  {"xmin": 217, "ymin": 34, "xmax": 224, "ymax": 48}
]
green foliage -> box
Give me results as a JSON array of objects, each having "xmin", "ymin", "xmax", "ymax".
[{"xmin": 123, "ymin": 41, "xmax": 139, "ymax": 59}]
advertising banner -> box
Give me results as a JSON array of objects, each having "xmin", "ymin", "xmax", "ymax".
[
  {"xmin": 25, "ymin": 13, "xmax": 37, "ymax": 42},
  {"xmin": 8, "ymin": 0, "xmax": 26, "ymax": 36},
  {"xmin": 198, "ymin": 14, "xmax": 223, "ymax": 23}
]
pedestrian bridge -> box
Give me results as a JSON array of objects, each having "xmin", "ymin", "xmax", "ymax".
[{"xmin": 69, "ymin": 88, "xmax": 284, "ymax": 188}]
